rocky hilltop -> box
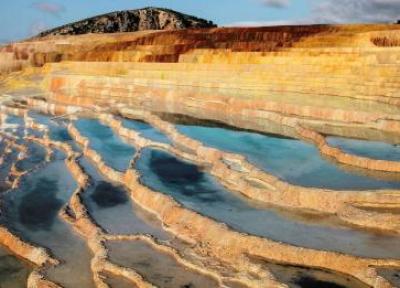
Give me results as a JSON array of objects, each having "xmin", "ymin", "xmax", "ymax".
[{"xmin": 36, "ymin": 7, "xmax": 216, "ymax": 37}]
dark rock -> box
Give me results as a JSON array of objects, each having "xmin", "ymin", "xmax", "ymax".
[{"xmin": 36, "ymin": 7, "xmax": 217, "ymax": 38}]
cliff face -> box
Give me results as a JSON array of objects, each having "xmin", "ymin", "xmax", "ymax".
[
  {"xmin": 3, "ymin": 24, "xmax": 400, "ymax": 136},
  {"xmin": 35, "ymin": 7, "xmax": 216, "ymax": 38}
]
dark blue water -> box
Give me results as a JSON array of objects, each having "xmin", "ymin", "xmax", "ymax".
[
  {"xmin": 4, "ymin": 115, "xmax": 23, "ymax": 126},
  {"xmin": 136, "ymin": 148, "xmax": 400, "ymax": 259},
  {"xmin": 1, "ymin": 150, "xmax": 95, "ymax": 288},
  {"xmin": 327, "ymin": 137, "xmax": 400, "ymax": 162},
  {"xmin": 75, "ymin": 119, "xmax": 135, "ymax": 172},
  {"xmin": 29, "ymin": 112, "xmax": 72, "ymax": 142},
  {"xmin": 79, "ymin": 157, "xmax": 170, "ymax": 240},
  {"xmin": 176, "ymin": 125, "xmax": 400, "ymax": 190},
  {"xmin": 3, "ymin": 114, "xmax": 25, "ymax": 138},
  {"xmin": 15, "ymin": 142, "xmax": 46, "ymax": 172},
  {"xmin": 121, "ymin": 118, "xmax": 171, "ymax": 144}
]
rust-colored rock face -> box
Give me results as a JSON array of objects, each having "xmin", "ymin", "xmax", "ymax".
[{"xmin": 1, "ymin": 22, "xmax": 400, "ymax": 288}]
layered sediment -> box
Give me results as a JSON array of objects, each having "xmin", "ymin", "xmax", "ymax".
[{"xmin": 1, "ymin": 20, "xmax": 400, "ymax": 288}]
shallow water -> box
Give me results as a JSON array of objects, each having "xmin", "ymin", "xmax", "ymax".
[
  {"xmin": 0, "ymin": 148, "xmax": 18, "ymax": 192},
  {"xmin": 121, "ymin": 118, "xmax": 171, "ymax": 144},
  {"xmin": 0, "ymin": 140, "xmax": 8, "ymax": 189},
  {"xmin": 1, "ymin": 150, "xmax": 95, "ymax": 288},
  {"xmin": 79, "ymin": 157, "xmax": 170, "ymax": 240},
  {"xmin": 106, "ymin": 240, "xmax": 219, "ymax": 288},
  {"xmin": 264, "ymin": 261, "xmax": 369, "ymax": 288},
  {"xmin": 1, "ymin": 109, "xmax": 400, "ymax": 287},
  {"xmin": 136, "ymin": 148, "xmax": 400, "ymax": 259},
  {"xmin": 0, "ymin": 247, "xmax": 32, "ymax": 288},
  {"xmin": 29, "ymin": 112, "xmax": 73, "ymax": 142},
  {"xmin": 14, "ymin": 142, "xmax": 46, "ymax": 172},
  {"xmin": 2, "ymin": 114, "xmax": 42, "ymax": 141},
  {"xmin": 3, "ymin": 115, "xmax": 25, "ymax": 139},
  {"xmin": 176, "ymin": 124, "xmax": 400, "ymax": 190},
  {"xmin": 376, "ymin": 268, "xmax": 400, "ymax": 287},
  {"xmin": 103, "ymin": 273, "xmax": 136, "ymax": 288},
  {"xmin": 75, "ymin": 118, "xmax": 135, "ymax": 172},
  {"xmin": 327, "ymin": 136, "xmax": 400, "ymax": 162},
  {"xmin": 4, "ymin": 115, "xmax": 24, "ymax": 126}
]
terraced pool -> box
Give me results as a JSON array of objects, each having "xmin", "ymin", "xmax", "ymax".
[
  {"xmin": 0, "ymin": 109, "xmax": 399, "ymax": 288},
  {"xmin": 327, "ymin": 136, "xmax": 400, "ymax": 162},
  {"xmin": 136, "ymin": 148, "xmax": 400, "ymax": 259},
  {"xmin": 176, "ymin": 124, "xmax": 400, "ymax": 189},
  {"xmin": 1, "ymin": 150, "xmax": 95, "ymax": 288},
  {"xmin": 0, "ymin": 247, "xmax": 31, "ymax": 288},
  {"xmin": 75, "ymin": 118, "xmax": 135, "ymax": 172},
  {"xmin": 79, "ymin": 157, "xmax": 170, "ymax": 240}
]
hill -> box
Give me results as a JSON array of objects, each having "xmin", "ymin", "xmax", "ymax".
[{"xmin": 35, "ymin": 7, "xmax": 216, "ymax": 38}]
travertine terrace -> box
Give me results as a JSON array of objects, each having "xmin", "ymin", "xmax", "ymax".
[{"xmin": 1, "ymin": 21, "xmax": 400, "ymax": 288}]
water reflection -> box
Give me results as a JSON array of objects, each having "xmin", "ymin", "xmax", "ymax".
[{"xmin": 137, "ymin": 148, "xmax": 400, "ymax": 259}]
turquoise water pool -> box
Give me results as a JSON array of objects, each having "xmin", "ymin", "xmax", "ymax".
[
  {"xmin": 327, "ymin": 136, "xmax": 400, "ymax": 162},
  {"xmin": 136, "ymin": 148, "xmax": 400, "ymax": 259},
  {"xmin": 75, "ymin": 118, "xmax": 135, "ymax": 172},
  {"xmin": 121, "ymin": 118, "xmax": 171, "ymax": 144},
  {"xmin": 176, "ymin": 125, "xmax": 400, "ymax": 190}
]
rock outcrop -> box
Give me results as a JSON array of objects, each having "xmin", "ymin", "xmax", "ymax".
[{"xmin": 35, "ymin": 7, "xmax": 216, "ymax": 38}]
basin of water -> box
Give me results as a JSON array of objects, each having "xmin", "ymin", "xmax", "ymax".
[
  {"xmin": 0, "ymin": 247, "xmax": 32, "ymax": 288},
  {"xmin": 175, "ymin": 124, "xmax": 400, "ymax": 190},
  {"xmin": 3, "ymin": 115, "xmax": 25, "ymax": 138},
  {"xmin": 102, "ymin": 272, "xmax": 136, "ymax": 288},
  {"xmin": 0, "ymin": 148, "xmax": 18, "ymax": 192},
  {"xmin": 376, "ymin": 268, "xmax": 400, "ymax": 287},
  {"xmin": 1, "ymin": 149, "xmax": 95, "ymax": 288},
  {"xmin": 79, "ymin": 157, "xmax": 170, "ymax": 240},
  {"xmin": 136, "ymin": 148, "xmax": 400, "ymax": 259},
  {"xmin": 75, "ymin": 118, "xmax": 135, "ymax": 172},
  {"xmin": 4, "ymin": 115, "xmax": 24, "ymax": 126},
  {"xmin": 29, "ymin": 112, "xmax": 73, "ymax": 143},
  {"xmin": 121, "ymin": 118, "xmax": 171, "ymax": 144},
  {"xmin": 14, "ymin": 142, "xmax": 46, "ymax": 172},
  {"xmin": 106, "ymin": 240, "xmax": 219, "ymax": 288},
  {"xmin": 263, "ymin": 261, "xmax": 369, "ymax": 288},
  {"xmin": 327, "ymin": 136, "xmax": 400, "ymax": 162},
  {"xmin": 1, "ymin": 109, "xmax": 399, "ymax": 288}
]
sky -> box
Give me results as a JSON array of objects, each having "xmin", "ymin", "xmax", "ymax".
[{"xmin": 1, "ymin": 0, "xmax": 400, "ymax": 43}]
